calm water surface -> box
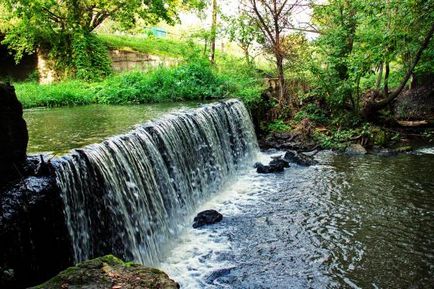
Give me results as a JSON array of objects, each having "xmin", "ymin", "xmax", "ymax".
[
  {"xmin": 24, "ymin": 103, "xmax": 201, "ymax": 154},
  {"xmin": 160, "ymin": 150, "xmax": 434, "ymax": 289}
]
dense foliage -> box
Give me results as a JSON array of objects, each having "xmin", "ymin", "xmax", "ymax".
[
  {"xmin": 0, "ymin": 0, "xmax": 204, "ymax": 80},
  {"xmin": 15, "ymin": 57, "xmax": 263, "ymax": 108},
  {"xmin": 2, "ymin": 0, "xmax": 434, "ymax": 149},
  {"xmin": 310, "ymin": 0, "xmax": 434, "ymax": 114}
]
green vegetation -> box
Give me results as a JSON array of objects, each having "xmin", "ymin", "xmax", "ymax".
[
  {"xmin": 16, "ymin": 81, "xmax": 95, "ymax": 108},
  {"xmin": 2, "ymin": 0, "xmax": 434, "ymax": 150},
  {"xmin": 0, "ymin": 0, "xmax": 204, "ymax": 80},
  {"xmin": 16, "ymin": 58, "xmax": 263, "ymax": 109}
]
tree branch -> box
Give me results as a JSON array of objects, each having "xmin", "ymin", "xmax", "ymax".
[{"xmin": 377, "ymin": 22, "xmax": 434, "ymax": 106}]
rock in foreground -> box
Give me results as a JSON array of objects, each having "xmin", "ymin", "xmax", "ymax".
[
  {"xmin": 345, "ymin": 144, "xmax": 368, "ymax": 155},
  {"xmin": 0, "ymin": 82, "xmax": 28, "ymax": 187},
  {"xmin": 193, "ymin": 210, "xmax": 223, "ymax": 228},
  {"xmin": 31, "ymin": 255, "xmax": 179, "ymax": 289}
]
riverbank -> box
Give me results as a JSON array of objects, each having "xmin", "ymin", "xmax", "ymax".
[
  {"xmin": 258, "ymin": 126, "xmax": 434, "ymax": 156},
  {"xmin": 14, "ymin": 58, "xmax": 263, "ymax": 109}
]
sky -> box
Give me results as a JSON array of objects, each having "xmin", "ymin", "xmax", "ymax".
[{"xmin": 178, "ymin": 0, "xmax": 315, "ymax": 38}]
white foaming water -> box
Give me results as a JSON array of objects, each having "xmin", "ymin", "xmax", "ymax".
[
  {"xmin": 417, "ymin": 147, "xmax": 434, "ymax": 155},
  {"xmin": 54, "ymin": 100, "xmax": 258, "ymax": 265},
  {"xmin": 159, "ymin": 153, "xmax": 273, "ymax": 288}
]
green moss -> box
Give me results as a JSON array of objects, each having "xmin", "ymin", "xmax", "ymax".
[
  {"xmin": 32, "ymin": 255, "xmax": 178, "ymax": 289},
  {"xmin": 370, "ymin": 127, "xmax": 388, "ymax": 146}
]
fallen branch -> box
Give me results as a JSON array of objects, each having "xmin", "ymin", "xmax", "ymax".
[{"xmin": 396, "ymin": 120, "xmax": 428, "ymax": 127}]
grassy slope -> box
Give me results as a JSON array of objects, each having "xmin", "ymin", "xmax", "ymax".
[{"xmin": 98, "ymin": 34, "xmax": 196, "ymax": 58}]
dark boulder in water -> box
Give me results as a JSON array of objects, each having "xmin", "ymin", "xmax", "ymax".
[
  {"xmin": 0, "ymin": 82, "xmax": 29, "ymax": 187},
  {"xmin": 193, "ymin": 209, "xmax": 223, "ymax": 228},
  {"xmin": 0, "ymin": 165, "xmax": 72, "ymax": 289},
  {"xmin": 255, "ymin": 156, "xmax": 289, "ymax": 174},
  {"xmin": 269, "ymin": 157, "xmax": 290, "ymax": 168},
  {"xmin": 283, "ymin": 150, "xmax": 318, "ymax": 166},
  {"xmin": 30, "ymin": 255, "xmax": 179, "ymax": 289}
]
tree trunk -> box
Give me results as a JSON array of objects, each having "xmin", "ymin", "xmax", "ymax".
[
  {"xmin": 276, "ymin": 55, "xmax": 286, "ymax": 105},
  {"xmin": 242, "ymin": 45, "xmax": 251, "ymax": 65},
  {"xmin": 383, "ymin": 61, "xmax": 390, "ymax": 96},
  {"xmin": 210, "ymin": 0, "xmax": 217, "ymax": 64},
  {"xmin": 375, "ymin": 62, "xmax": 383, "ymax": 89}
]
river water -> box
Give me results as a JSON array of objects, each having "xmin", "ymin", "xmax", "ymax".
[
  {"xmin": 24, "ymin": 103, "xmax": 202, "ymax": 154},
  {"xmin": 160, "ymin": 150, "xmax": 434, "ymax": 289},
  {"xmin": 23, "ymin": 103, "xmax": 434, "ymax": 288}
]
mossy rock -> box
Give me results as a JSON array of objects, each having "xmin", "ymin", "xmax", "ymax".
[
  {"xmin": 31, "ymin": 255, "xmax": 179, "ymax": 289},
  {"xmin": 370, "ymin": 127, "xmax": 388, "ymax": 146},
  {"xmin": 394, "ymin": 146, "xmax": 413, "ymax": 153}
]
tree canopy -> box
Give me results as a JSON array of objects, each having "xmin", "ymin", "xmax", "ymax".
[{"xmin": 0, "ymin": 0, "xmax": 205, "ymax": 80}]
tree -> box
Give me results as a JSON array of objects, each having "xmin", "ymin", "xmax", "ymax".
[
  {"xmin": 311, "ymin": 0, "xmax": 434, "ymax": 118},
  {"xmin": 362, "ymin": 22, "xmax": 434, "ymax": 118},
  {"xmin": 242, "ymin": 0, "xmax": 303, "ymax": 109},
  {"xmin": 210, "ymin": 0, "xmax": 218, "ymax": 64},
  {"xmin": 0, "ymin": 0, "xmax": 204, "ymax": 80},
  {"xmin": 223, "ymin": 11, "xmax": 263, "ymax": 65},
  {"xmin": 310, "ymin": 0, "xmax": 358, "ymax": 109}
]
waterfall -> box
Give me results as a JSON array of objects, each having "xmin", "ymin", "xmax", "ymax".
[{"xmin": 53, "ymin": 100, "xmax": 258, "ymax": 265}]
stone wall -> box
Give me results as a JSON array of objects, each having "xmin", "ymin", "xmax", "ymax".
[{"xmin": 109, "ymin": 49, "xmax": 179, "ymax": 73}]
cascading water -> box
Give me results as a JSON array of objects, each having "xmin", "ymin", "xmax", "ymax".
[{"xmin": 53, "ymin": 100, "xmax": 258, "ymax": 266}]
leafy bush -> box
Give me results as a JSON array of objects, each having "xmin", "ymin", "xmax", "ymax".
[
  {"xmin": 267, "ymin": 119, "xmax": 291, "ymax": 133},
  {"xmin": 72, "ymin": 33, "xmax": 112, "ymax": 81},
  {"xmin": 15, "ymin": 57, "xmax": 263, "ymax": 108},
  {"xmin": 95, "ymin": 59, "xmax": 229, "ymax": 104},
  {"xmin": 293, "ymin": 103, "xmax": 327, "ymax": 124}
]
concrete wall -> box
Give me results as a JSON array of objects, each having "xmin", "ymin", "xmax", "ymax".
[{"xmin": 109, "ymin": 49, "xmax": 179, "ymax": 73}]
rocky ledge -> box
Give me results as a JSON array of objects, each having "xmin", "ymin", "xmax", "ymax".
[{"xmin": 31, "ymin": 255, "xmax": 179, "ymax": 289}]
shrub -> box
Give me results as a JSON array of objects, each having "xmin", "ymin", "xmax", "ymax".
[
  {"xmin": 293, "ymin": 103, "xmax": 327, "ymax": 125},
  {"xmin": 267, "ymin": 119, "xmax": 291, "ymax": 133}
]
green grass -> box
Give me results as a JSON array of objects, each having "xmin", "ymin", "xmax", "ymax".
[
  {"xmin": 16, "ymin": 80, "xmax": 95, "ymax": 108},
  {"xmin": 98, "ymin": 33, "xmax": 198, "ymax": 58},
  {"xmin": 15, "ymin": 58, "xmax": 263, "ymax": 109}
]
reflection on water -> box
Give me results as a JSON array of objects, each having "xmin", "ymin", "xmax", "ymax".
[
  {"xmin": 160, "ymin": 151, "xmax": 434, "ymax": 289},
  {"xmin": 24, "ymin": 103, "xmax": 201, "ymax": 154}
]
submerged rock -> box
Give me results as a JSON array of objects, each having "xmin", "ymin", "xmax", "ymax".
[
  {"xmin": 283, "ymin": 150, "xmax": 318, "ymax": 166},
  {"xmin": 31, "ymin": 255, "xmax": 179, "ymax": 289},
  {"xmin": 345, "ymin": 144, "xmax": 368, "ymax": 155},
  {"xmin": 193, "ymin": 210, "xmax": 223, "ymax": 228}
]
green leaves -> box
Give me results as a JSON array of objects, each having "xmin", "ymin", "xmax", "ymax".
[
  {"xmin": 0, "ymin": 0, "xmax": 205, "ymax": 80},
  {"xmin": 310, "ymin": 0, "xmax": 434, "ymax": 113},
  {"xmin": 72, "ymin": 32, "xmax": 112, "ymax": 81}
]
